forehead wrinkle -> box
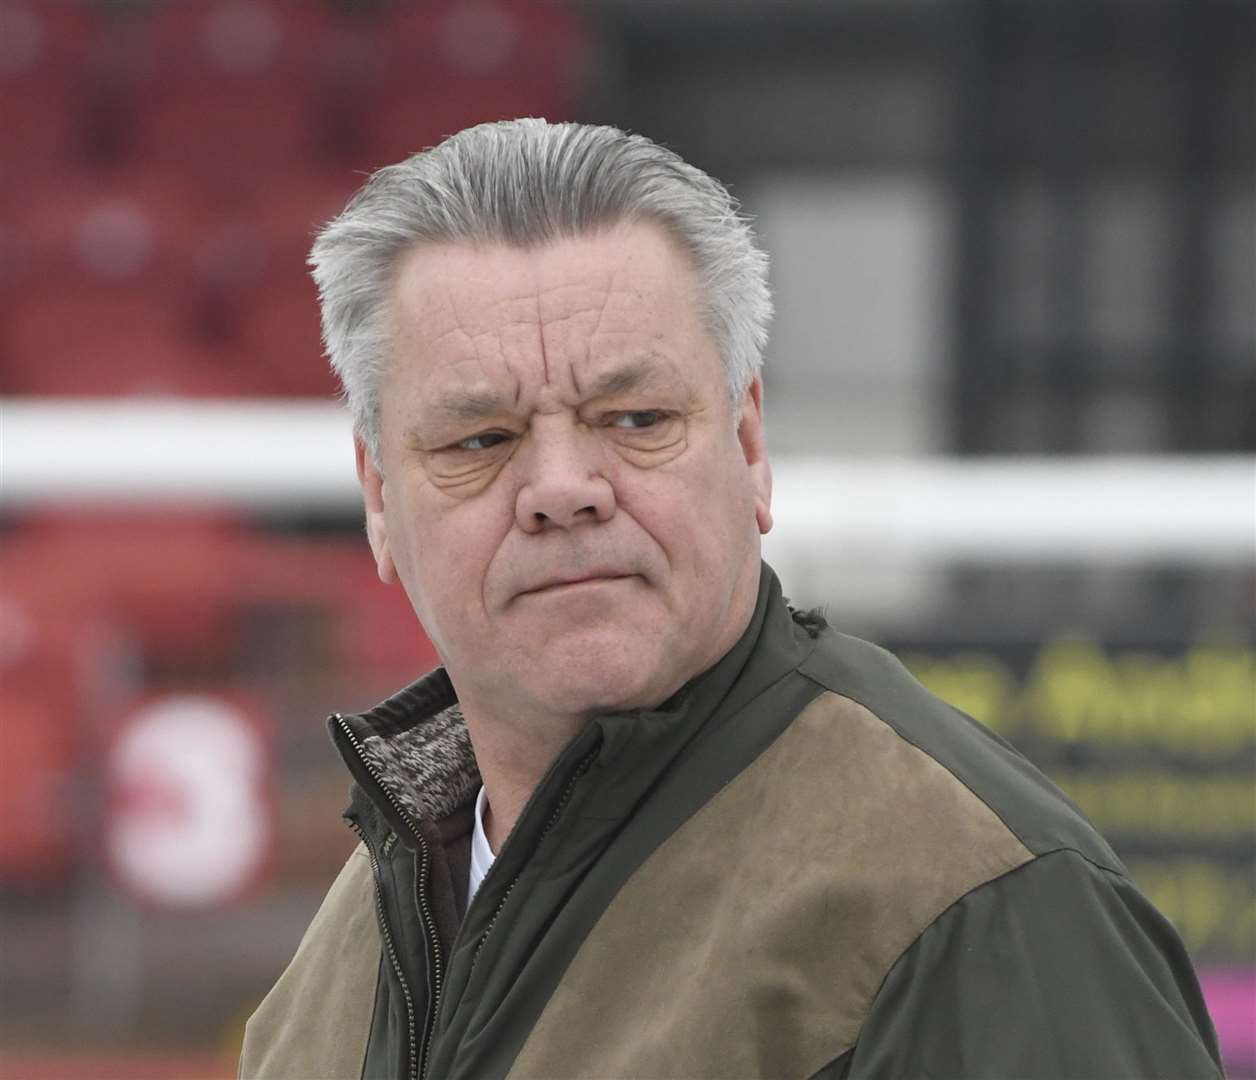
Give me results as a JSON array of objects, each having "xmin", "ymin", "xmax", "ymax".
[
  {"xmin": 441, "ymin": 263, "xmax": 542, "ymax": 346},
  {"xmin": 395, "ymin": 261, "xmax": 469, "ymax": 343},
  {"xmin": 572, "ymin": 351, "xmax": 687, "ymax": 403},
  {"xmin": 463, "ymin": 291, "xmax": 547, "ymax": 385},
  {"xmin": 535, "ymin": 283, "xmax": 621, "ymax": 401},
  {"xmin": 537, "ymin": 289, "xmax": 549, "ymax": 388},
  {"xmin": 569, "ymin": 287, "xmax": 615, "ymax": 400},
  {"xmin": 391, "ymin": 278, "xmax": 474, "ymax": 372}
]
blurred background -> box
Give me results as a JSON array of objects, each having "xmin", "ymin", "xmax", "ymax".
[{"xmin": 0, "ymin": 0, "xmax": 1252, "ymax": 1076}]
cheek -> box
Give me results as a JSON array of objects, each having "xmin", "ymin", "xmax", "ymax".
[
  {"xmin": 691, "ymin": 463, "xmax": 759, "ymax": 570},
  {"xmin": 395, "ymin": 497, "xmax": 514, "ymax": 620},
  {"xmin": 619, "ymin": 461, "xmax": 752, "ymax": 571}
]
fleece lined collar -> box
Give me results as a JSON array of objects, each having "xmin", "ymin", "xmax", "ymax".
[{"xmin": 330, "ymin": 666, "xmax": 480, "ymax": 838}]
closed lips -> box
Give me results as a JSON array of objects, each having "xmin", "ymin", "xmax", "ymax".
[{"xmin": 524, "ymin": 573, "xmax": 633, "ymax": 594}]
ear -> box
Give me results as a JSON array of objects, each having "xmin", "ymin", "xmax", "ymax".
[
  {"xmin": 355, "ymin": 438, "xmax": 399, "ymax": 584},
  {"xmin": 736, "ymin": 377, "xmax": 773, "ymax": 535}
]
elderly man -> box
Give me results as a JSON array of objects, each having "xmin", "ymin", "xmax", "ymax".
[{"xmin": 240, "ymin": 120, "xmax": 1222, "ymax": 1080}]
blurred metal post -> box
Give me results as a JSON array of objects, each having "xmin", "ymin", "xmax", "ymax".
[{"xmin": 948, "ymin": 0, "xmax": 998, "ymax": 455}]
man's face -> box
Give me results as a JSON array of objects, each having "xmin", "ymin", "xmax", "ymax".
[{"xmin": 358, "ymin": 221, "xmax": 772, "ymax": 722}]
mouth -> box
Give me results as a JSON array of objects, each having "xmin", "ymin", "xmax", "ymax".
[{"xmin": 522, "ymin": 572, "xmax": 635, "ymax": 596}]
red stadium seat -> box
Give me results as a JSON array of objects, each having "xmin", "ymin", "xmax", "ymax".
[
  {"xmin": 251, "ymin": 170, "xmax": 359, "ymax": 266},
  {"xmin": 124, "ymin": 0, "xmax": 344, "ymax": 191},
  {"xmin": 149, "ymin": 168, "xmax": 362, "ymax": 386},
  {"xmin": 0, "ymin": 595, "xmax": 81, "ymax": 885},
  {"xmin": 194, "ymin": 169, "xmax": 357, "ymax": 324},
  {"xmin": 10, "ymin": 511, "xmax": 249, "ymax": 665},
  {"xmin": 1, "ymin": 168, "xmax": 213, "ymax": 395},
  {"xmin": 17, "ymin": 167, "xmax": 210, "ymax": 282},
  {"xmin": 1, "ymin": 167, "xmax": 286, "ymax": 394},
  {"xmin": 235, "ymin": 537, "xmax": 440, "ymax": 684},
  {"xmin": 338, "ymin": 558, "xmax": 441, "ymax": 683},
  {"xmin": 359, "ymin": 0, "xmax": 589, "ymax": 165},
  {"xmin": 0, "ymin": 212, "xmax": 22, "ymax": 303},
  {"xmin": 0, "ymin": 281, "xmax": 256, "ymax": 397},
  {"xmin": 234, "ymin": 275, "xmax": 338, "ymax": 398},
  {"xmin": 0, "ymin": 0, "xmax": 103, "ymax": 185}
]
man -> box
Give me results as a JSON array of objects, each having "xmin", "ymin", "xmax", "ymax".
[{"xmin": 240, "ymin": 119, "xmax": 1223, "ymax": 1079}]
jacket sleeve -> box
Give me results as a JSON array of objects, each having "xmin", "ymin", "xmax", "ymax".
[{"xmin": 845, "ymin": 848, "xmax": 1225, "ymax": 1080}]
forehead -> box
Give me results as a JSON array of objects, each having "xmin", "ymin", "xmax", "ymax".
[{"xmin": 385, "ymin": 221, "xmax": 715, "ymax": 397}]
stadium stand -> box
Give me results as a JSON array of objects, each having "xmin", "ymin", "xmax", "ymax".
[
  {"xmin": 121, "ymin": 0, "xmax": 350, "ymax": 192},
  {"xmin": 0, "ymin": 167, "xmax": 243, "ymax": 395},
  {"xmin": 234, "ymin": 275, "xmax": 339, "ymax": 399},
  {"xmin": 0, "ymin": 0, "xmax": 588, "ymax": 401},
  {"xmin": 0, "ymin": 0, "xmax": 103, "ymax": 183},
  {"xmin": 358, "ymin": 0, "xmax": 587, "ymax": 164}
]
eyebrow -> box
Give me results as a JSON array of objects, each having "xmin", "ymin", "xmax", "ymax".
[
  {"xmin": 579, "ymin": 355, "xmax": 662, "ymax": 399},
  {"xmin": 430, "ymin": 387, "xmax": 516, "ymax": 424},
  {"xmin": 406, "ymin": 355, "xmax": 671, "ymax": 444},
  {"xmin": 402, "ymin": 388, "xmax": 506, "ymax": 447}
]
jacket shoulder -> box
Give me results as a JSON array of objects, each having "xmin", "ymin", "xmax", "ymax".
[
  {"xmin": 799, "ymin": 628, "xmax": 1123, "ymax": 868},
  {"xmin": 239, "ymin": 844, "xmax": 380, "ymax": 1080}
]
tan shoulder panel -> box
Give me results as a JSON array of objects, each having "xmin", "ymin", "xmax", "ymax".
[
  {"xmin": 239, "ymin": 843, "xmax": 380, "ymax": 1080},
  {"xmin": 509, "ymin": 691, "xmax": 1033, "ymax": 1080}
]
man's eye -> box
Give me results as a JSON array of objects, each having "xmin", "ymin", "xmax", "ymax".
[
  {"xmin": 455, "ymin": 431, "xmax": 510, "ymax": 451},
  {"xmin": 611, "ymin": 411, "xmax": 664, "ymax": 429}
]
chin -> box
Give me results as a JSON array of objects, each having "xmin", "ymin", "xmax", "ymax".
[{"xmin": 526, "ymin": 630, "xmax": 669, "ymax": 716}]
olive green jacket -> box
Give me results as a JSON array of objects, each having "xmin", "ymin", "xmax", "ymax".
[{"xmin": 241, "ymin": 565, "xmax": 1223, "ymax": 1080}]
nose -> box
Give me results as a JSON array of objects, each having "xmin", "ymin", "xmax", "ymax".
[{"xmin": 515, "ymin": 420, "xmax": 616, "ymax": 533}]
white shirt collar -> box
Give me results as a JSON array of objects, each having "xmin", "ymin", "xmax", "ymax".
[{"xmin": 468, "ymin": 784, "xmax": 497, "ymax": 907}]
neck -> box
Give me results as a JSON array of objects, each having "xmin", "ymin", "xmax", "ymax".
[{"xmin": 456, "ymin": 694, "xmax": 588, "ymax": 853}]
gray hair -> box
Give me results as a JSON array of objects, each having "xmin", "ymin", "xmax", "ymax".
[{"xmin": 309, "ymin": 119, "xmax": 772, "ymax": 464}]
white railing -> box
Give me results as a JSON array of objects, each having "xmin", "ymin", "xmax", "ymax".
[{"xmin": 3, "ymin": 398, "xmax": 1252, "ymax": 565}]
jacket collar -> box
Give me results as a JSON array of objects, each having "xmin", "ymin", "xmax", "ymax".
[{"xmin": 329, "ymin": 562, "xmax": 818, "ymax": 845}]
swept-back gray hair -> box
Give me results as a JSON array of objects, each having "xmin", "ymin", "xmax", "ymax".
[{"xmin": 309, "ymin": 118, "xmax": 772, "ymax": 463}]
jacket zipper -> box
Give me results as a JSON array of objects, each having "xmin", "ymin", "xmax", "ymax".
[
  {"xmin": 416, "ymin": 839, "xmax": 443, "ymax": 1080},
  {"xmin": 348, "ymin": 819, "xmax": 419, "ymax": 1080},
  {"xmin": 468, "ymin": 745, "xmax": 600, "ymax": 973},
  {"xmin": 334, "ymin": 714, "xmax": 443, "ymax": 1080}
]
